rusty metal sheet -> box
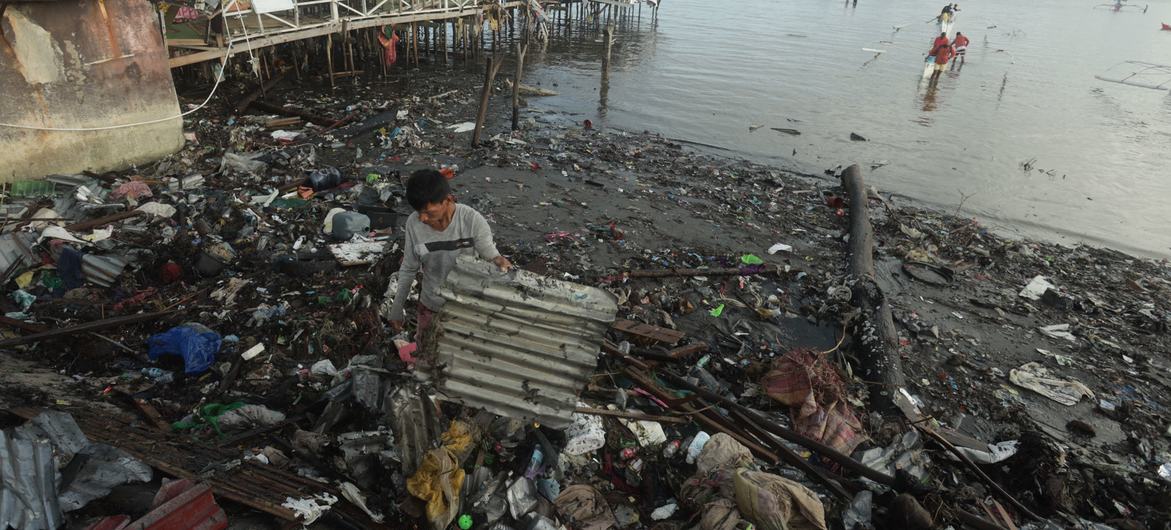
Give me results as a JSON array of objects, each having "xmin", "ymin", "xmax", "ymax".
[
  {"xmin": 123, "ymin": 480, "xmax": 227, "ymax": 530},
  {"xmin": 7, "ymin": 407, "xmax": 389, "ymax": 528},
  {"xmin": 430, "ymin": 255, "xmax": 617, "ymax": 429},
  {"xmin": 613, "ymin": 319, "xmax": 685, "ymax": 346}
]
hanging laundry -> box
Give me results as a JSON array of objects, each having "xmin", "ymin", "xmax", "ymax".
[
  {"xmin": 174, "ymin": 6, "xmax": 201, "ymax": 22},
  {"xmin": 377, "ymin": 26, "xmax": 401, "ymax": 67}
]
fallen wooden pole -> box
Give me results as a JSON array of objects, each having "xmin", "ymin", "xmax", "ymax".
[
  {"xmin": 573, "ymin": 407, "xmax": 689, "ymax": 424},
  {"xmin": 653, "ymin": 366, "xmax": 897, "ymax": 486},
  {"xmin": 842, "ymin": 164, "xmax": 905, "ymax": 411},
  {"xmin": 65, "ymin": 210, "xmax": 143, "ymax": 232},
  {"xmin": 728, "ymin": 407, "xmax": 852, "ymax": 500},
  {"xmin": 624, "ymin": 362, "xmax": 850, "ymax": 499},
  {"xmin": 250, "ymin": 100, "xmax": 338, "ymax": 126},
  {"xmin": 916, "ymin": 425, "xmax": 1043, "ymax": 522},
  {"xmin": 653, "ymin": 364, "xmax": 1008, "ymax": 529},
  {"xmin": 471, "ymin": 56, "xmax": 505, "ymax": 147},
  {"xmin": 0, "ymin": 310, "xmax": 176, "ymax": 348},
  {"xmin": 235, "ymin": 68, "xmax": 290, "ymax": 114},
  {"xmin": 621, "ymin": 366, "xmax": 780, "ymax": 464},
  {"xmin": 621, "ymin": 266, "xmax": 785, "ymax": 279}
]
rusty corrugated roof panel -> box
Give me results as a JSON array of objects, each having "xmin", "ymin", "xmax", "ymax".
[
  {"xmin": 0, "ymin": 425, "xmax": 64, "ymax": 530},
  {"xmin": 431, "ymin": 255, "xmax": 617, "ymax": 429}
]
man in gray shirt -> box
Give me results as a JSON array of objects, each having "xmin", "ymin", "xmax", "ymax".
[{"xmin": 385, "ymin": 169, "xmax": 512, "ymax": 340}]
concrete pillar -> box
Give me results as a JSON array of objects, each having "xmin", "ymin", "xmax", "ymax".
[{"xmin": 0, "ymin": 0, "xmax": 184, "ymax": 182}]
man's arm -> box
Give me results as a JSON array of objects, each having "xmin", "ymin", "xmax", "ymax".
[
  {"xmin": 384, "ymin": 225, "xmax": 420, "ymax": 323},
  {"xmin": 470, "ymin": 210, "xmax": 511, "ymax": 271}
]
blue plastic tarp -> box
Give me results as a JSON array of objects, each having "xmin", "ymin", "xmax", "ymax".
[{"xmin": 147, "ymin": 323, "xmax": 221, "ymax": 375}]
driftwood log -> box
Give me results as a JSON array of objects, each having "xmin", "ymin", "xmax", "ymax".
[{"xmin": 842, "ymin": 164, "xmax": 905, "ymax": 412}]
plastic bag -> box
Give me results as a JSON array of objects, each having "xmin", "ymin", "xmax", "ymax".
[
  {"xmin": 147, "ymin": 323, "xmax": 222, "ymax": 374},
  {"xmin": 563, "ymin": 404, "xmax": 606, "ymax": 456},
  {"xmin": 308, "ymin": 166, "xmax": 342, "ymax": 191},
  {"xmin": 219, "ymin": 152, "xmax": 268, "ymax": 174},
  {"xmin": 696, "ymin": 433, "xmax": 753, "ymax": 475},
  {"xmin": 407, "ymin": 447, "xmax": 465, "ymax": 530}
]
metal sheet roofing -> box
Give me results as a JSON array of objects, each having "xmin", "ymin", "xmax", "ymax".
[
  {"xmin": 430, "ymin": 255, "xmax": 617, "ymax": 429},
  {"xmin": 0, "ymin": 424, "xmax": 63, "ymax": 530}
]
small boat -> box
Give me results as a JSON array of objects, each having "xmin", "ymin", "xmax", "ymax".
[{"xmin": 1162, "ymin": 22, "xmax": 1170, "ymax": 30}]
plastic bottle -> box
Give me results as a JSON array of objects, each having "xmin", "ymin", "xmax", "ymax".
[
  {"xmin": 662, "ymin": 439, "xmax": 682, "ymax": 458},
  {"xmin": 523, "ymin": 447, "xmax": 544, "ymax": 479},
  {"xmin": 685, "ymin": 431, "xmax": 711, "ymax": 464}
]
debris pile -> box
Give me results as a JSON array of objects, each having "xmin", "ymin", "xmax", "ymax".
[{"xmin": 0, "ymin": 65, "xmax": 1168, "ymax": 530}]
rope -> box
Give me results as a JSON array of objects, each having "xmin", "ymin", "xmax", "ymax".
[{"xmin": 0, "ymin": 41, "xmax": 235, "ymax": 132}]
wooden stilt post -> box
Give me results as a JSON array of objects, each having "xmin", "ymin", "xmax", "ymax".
[
  {"xmin": 326, "ymin": 33, "xmax": 336, "ymax": 88},
  {"xmin": 602, "ymin": 23, "xmax": 613, "ymax": 76},
  {"xmin": 511, "ymin": 39, "xmax": 528, "ymax": 131},
  {"xmin": 472, "ymin": 57, "xmax": 505, "ymax": 147}
]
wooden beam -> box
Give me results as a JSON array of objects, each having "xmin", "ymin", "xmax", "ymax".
[
  {"xmin": 0, "ymin": 310, "xmax": 176, "ymax": 348},
  {"xmin": 169, "ymin": 2, "xmax": 525, "ymax": 68}
]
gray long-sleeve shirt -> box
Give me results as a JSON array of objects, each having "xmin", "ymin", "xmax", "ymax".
[{"xmin": 385, "ymin": 203, "xmax": 500, "ymax": 320}]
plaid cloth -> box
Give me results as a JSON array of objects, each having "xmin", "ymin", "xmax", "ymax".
[{"xmin": 760, "ymin": 349, "xmax": 867, "ymax": 455}]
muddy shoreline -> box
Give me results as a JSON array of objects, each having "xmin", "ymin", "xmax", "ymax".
[{"xmin": 1, "ymin": 63, "xmax": 1168, "ymax": 528}]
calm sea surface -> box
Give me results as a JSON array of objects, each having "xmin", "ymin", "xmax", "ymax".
[{"xmin": 518, "ymin": 0, "xmax": 1171, "ymax": 257}]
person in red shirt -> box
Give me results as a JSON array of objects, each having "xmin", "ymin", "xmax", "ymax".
[
  {"xmin": 925, "ymin": 33, "xmax": 950, "ymax": 78},
  {"xmin": 951, "ymin": 32, "xmax": 970, "ymax": 67},
  {"xmin": 930, "ymin": 41, "xmax": 954, "ymax": 83},
  {"xmin": 932, "ymin": 32, "xmax": 950, "ymax": 51}
]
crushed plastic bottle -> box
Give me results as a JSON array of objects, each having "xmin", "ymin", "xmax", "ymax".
[{"xmin": 685, "ymin": 432, "xmax": 711, "ymax": 464}]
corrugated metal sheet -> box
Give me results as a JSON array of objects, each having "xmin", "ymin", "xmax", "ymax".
[
  {"xmin": 0, "ymin": 424, "xmax": 64, "ymax": 530},
  {"xmin": 80, "ymin": 254, "xmax": 129, "ymax": 287},
  {"xmin": 0, "ymin": 232, "xmax": 41, "ymax": 281},
  {"xmin": 431, "ymin": 255, "xmax": 617, "ymax": 428}
]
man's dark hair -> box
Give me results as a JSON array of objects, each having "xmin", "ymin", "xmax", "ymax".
[{"xmin": 406, "ymin": 169, "xmax": 451, "ymax": 211}]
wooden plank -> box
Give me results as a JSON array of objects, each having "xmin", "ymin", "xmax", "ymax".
[
  {"xmin": 667, "ymin": 341, "xmax": 707, "ymax": 359},
  {"xmin": 612, "ymin": 319, "xmax": 684, "ymax": 346},
  {"xmin": 0, "ymin": 310, "xmax": 175, "ymax": 348}
]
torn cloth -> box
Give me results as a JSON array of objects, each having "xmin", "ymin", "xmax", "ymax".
[
  {"xmin": 554, "ymin": 485, "xmax": 617, "ymax": 530},
  {"xmin": 760, "ymin": 349, "xmax": 867, "ymax": 455},
  {"xmin": 734, "ymin": 469, "xmax": 827, "ymax": 530}
]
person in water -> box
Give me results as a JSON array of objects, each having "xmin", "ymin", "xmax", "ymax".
[
  {"xmin": 929, "ymin": 38, "xmax": 953, "ymax": 83},
  {"xmin": 939, "ymin": 4, "xmax": 953, "ymax": 23},
  {"xmin": 951, "ymin": 32, "xmax": 969, "ymax": 67},
  {"xmin": 932, "ymin": 32, "xmax": 950, "ymax": 50}
]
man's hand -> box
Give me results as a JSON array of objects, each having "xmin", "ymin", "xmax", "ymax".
[
  {"xmin": 388, "ymin": 319, "xmax": 404, "ymax": 332},
  {"xmin": 493, "ymin": 255, "xmax": 513, "ymax": 272}
]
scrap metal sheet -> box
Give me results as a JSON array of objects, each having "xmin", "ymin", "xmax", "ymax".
[
  {"xmin": 432, "ymin": 255, "xmax": 617, "ymax": 428},
  {"xmin": 0, "ymin": 425, "xmax": 63, "ymax": 530}
]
